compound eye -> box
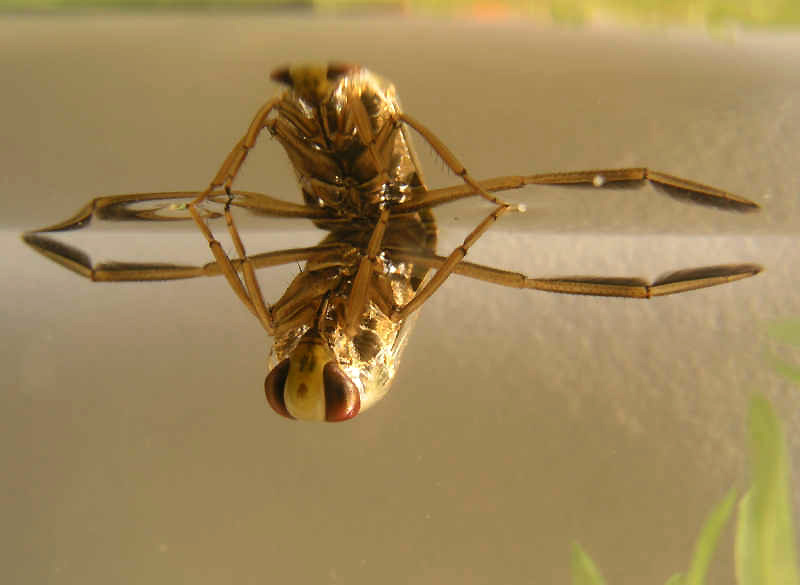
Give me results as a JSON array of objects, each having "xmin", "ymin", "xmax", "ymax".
[
  {"xmin": 264, "ymin": 358, "xmax": 293, "ymax": 419},
  {"xmin": 326, "ymin": 63, "xmax": 358, "ymax": 81},
  {"xmin": 322, "ymin": 362, "xmax": 361, "ymax": 422},
  {"xmin": 269, "ymin": 66, "xmax": 292, "ymax": 86}
]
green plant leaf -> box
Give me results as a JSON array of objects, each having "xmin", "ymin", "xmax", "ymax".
[
  {"xmin": 571, "ymin": 542, "xmax": 608, "ymax": 585},
  {"xmin": 684, "ymin": 487, "xmax": 737, "ymax": 585},
  {"xmin": 734, "ymin": 396, "xmax": 799, "ymax": 585},
  {"xmin": 767, "ymin": 352, "xmax": 800, "ymax": 384},
  {"xmin": 767, "ymin": 320, "xmax": 800, "ymax": 347},
  {"xmin": 736, "ymin": 490, "xmax": 756, "ymax": 584},
  {"xmin": 766, "ymin": 318, "xmax": 800, "ymax": 384},
  {"xmin": 664, "ymin": 573, "xmax": 686, "ymax": 585}
]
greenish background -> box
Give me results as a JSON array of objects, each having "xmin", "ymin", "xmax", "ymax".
[{"xmin": 3, "ymin": 0, "xmax": 800, "ymax": 28}]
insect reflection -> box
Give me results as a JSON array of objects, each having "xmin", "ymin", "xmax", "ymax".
[{"xmin": 24, "ymin": 63, "xmax": 761, "ymax": 421}]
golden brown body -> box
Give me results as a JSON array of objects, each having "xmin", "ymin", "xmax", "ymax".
[{"xmin": 24, "ymin": 63, "xmax": 761, "ymax": 421}]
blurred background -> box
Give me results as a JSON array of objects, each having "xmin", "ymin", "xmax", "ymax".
[
  {"xmin": 3, "ymin": 0, "xmax": 800, "ymax": 28},
  {"xmin": 3, "ymin": 2, "xmax": 799, "ymax": 585}
]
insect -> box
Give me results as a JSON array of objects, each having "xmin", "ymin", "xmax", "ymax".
[{"xmin": 24, "ymin": 63, "xmax": 761, "ymax": 422}]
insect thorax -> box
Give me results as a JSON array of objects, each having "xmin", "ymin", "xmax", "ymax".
[{"xmin": 270, "ymin": 67, "xmax": 423, "ymax": 218}]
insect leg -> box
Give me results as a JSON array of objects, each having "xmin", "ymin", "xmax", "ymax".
[
  {"xmin": 345, "ymin": 95, "xmax": 386, "ymax": 175},
  {"xmin": 191, "ymin": 98, "xmax": 280, "ymax": 208},
  {"xmin": 23, "ymin": 228, "xmax": 341, "ymax": 284},
  {"xmin": 229, "ymin": 190, "xmax": 330, "ymax": 219},
  {"xmin": 389, "ymin": 249, "xmax": 762, "ymax": 298},
  {"xmin": 397, "ymin": 113, "xmax": 512, "ymax": 207},
  {"xmin": 24, "ymin": 190, "xmax": 325, "ymax": 238},
  {"xmin": 343, "ymin": 206, "xmax": 391, "ymax": 336},
  {"xmin": 394, "ymin": 168, "xmax": 759, "ymax": 213},
  {"xmin": 23, "ymin": 231, "xmax": 209, "ymax": 282},
  {"xmin": 24, "ymin": 191, "xmax": 223, "ymax": 234},
  {"xmin": 222, "ymin": 201, "xmax": 274, "ymax": 334},
  {"xmin": 391, "ymin": 203, "xmax": 512, "ymax": 321},
  {"xmin": 520, "ymin": 168, "xmax": 759, "ymax": 210}
]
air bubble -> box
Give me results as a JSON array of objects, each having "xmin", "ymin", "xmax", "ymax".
[{"xmin": 593, "ymin": 174, "xmax": 606, "ymax": 187}]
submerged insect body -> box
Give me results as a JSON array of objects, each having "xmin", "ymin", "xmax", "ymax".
[
  {"xmin": 24, "ymin": 63, "xmax": 762, "ymax": 422},
  {"xmin": 262, "ymin": 65, "xmax": 438, "ymax": 421}
]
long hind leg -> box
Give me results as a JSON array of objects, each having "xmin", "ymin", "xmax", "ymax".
[
  {"xmin": 389, "ymin": 203, "xmax": 514, "ymax": 322},
  {"xmin": 389, "ymin": 248, "xmax": 761, "ymax": 306},
  {"xmin": 393, "ymin": 168, "xmax": 760, "ymax": 214}
]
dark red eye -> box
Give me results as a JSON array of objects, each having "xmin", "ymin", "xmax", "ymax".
[
  {"xmin": 322, "ymin": 362, "xmax": 360, "ymax": 422},
  {"xmin": 326, "ymin": 63, "xmax": 358, "ymax": 81},
  {"xmin": 269, "ymin": 66, "xmax": 292, "ymax": 86},
  {"xmin": 264, "ymin": 359, "xmax": 293, "ymax": 419},
  {"xmin": 270, "ymin": 64, "xmax": 358, "ymax": 87}
]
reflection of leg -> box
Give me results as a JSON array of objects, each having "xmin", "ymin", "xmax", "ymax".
[
  {"xmin": 23, "ymin": 232, "xmax": 208, "ymax": 282},
  {"xmin": 22, "ymin": 229, "xmax": 346, "ymax": 284},
  {"xmin": 395, "ymin": 168, "xmax": 760, "ymax": 213},
  {"xmin": 223, "ymin": 201, "xmax": 274, "ymax": 333},
  {"xmin": 390, "ymin": 249, "xmax": 762, "ymax": 298},
  {"xmin": 392, "ymin": 203, "xmax": 512, "ymax": 322},
  {"xmin": 188, "ymin": 201, "xmax": 260, "ymax": 321}
]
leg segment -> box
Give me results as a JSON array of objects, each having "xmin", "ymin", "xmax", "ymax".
[
  {"xmin": 389, "ymin": 249, "xmax": 762, "ymax": 300},
  {"xmin": 398, "ymin": 113, "xmax": 512, "ymax": 207},
  {"xmin": 25, "ymin": 190, "xmax": 325, "ymax": 236},
  {"xmin": 192, "ymin": 98, "xmax": 280, "ymax": 207},
  {"xmin": 24, "ymin": 227, "xmax": 349, "ymax": 285},
  {"xmin": 391, "ymin": 203, "xmax": 512, "ymax": 322},
  {"xmin": 23, "ymin": 232, "xmax": 208, "ymax": 282},
  {"xmin": 393, "ymin": 168, "xmax": 760, "ymax": 213},
  {"xmin": 187, "ymin": 99, "xmax": 281, "ymax": 267},
  {"xmin": 344, "ymin": 206, "xmax": 391, "ymax": 336},
  {"xmin": 222, "ymin": 200, "xmax": 274, "ymax": 333}
]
